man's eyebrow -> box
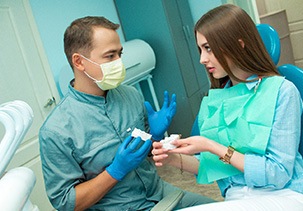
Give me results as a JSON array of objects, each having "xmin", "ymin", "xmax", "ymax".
[{"xmin": 104, "ymin": 47, "xmax": 123, "ymax": 54}]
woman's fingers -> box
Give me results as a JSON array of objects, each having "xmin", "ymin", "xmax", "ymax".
[
  {"xmin": 152, "ymin": 142, "xmax": 168, "ymax": 155},
  {"xmin": 152, "ymin": 151, "xmax": 169, "ymax": 166},
  {"xmin": 151, "ymin": 147, "xmax": 168, "ymax": 156},
  {"xmin": 153, "ymin": 141, "xmax": 163, "ymax": 149}
]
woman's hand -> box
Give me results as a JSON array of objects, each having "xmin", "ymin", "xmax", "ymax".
[
  {"xmin": 170, "ymin": 136, "xmax": 210, "ymax": 155},
  {"xmin": 152, "ymin": 142, "xmax": 171, "ymax": 166},
  {"xmin": 152, "ymin": 137, "xmax": 205, "ymax": 174},
  {"xmin": 152, "ymin": 136, "xmax": 210, "ymax": 166}
]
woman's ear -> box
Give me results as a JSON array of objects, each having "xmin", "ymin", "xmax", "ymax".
[
  {"xmin": 238, "ymin": 39, "xmax": 245, "ymax": 48},
  {"xmin": 72, "ymin": 53, "xmax": 85, "ymax": 71}
]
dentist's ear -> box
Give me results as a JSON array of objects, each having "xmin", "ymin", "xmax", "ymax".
[
  {"xmin": 72, "ymin": 53, "xmax": 85, "ymax": 71},
  {"xmin": 238, "ymin": 39, "xmax": 245, "ymax": 48}
]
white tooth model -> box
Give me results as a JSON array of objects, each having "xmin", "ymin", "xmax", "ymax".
[
  {"xmin": 160, "ymin": 134, "xmax": 181, "ymax": 150},
  {"xmin": 131, "ymin": 128, "xmax": 152, "ymax": 141}
]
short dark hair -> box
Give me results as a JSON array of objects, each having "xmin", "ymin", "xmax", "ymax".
[{"xmin": 64, "ymin": 16, "xmax": 120, "ymax": 67}]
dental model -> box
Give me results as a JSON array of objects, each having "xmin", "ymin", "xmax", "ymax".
[
  {"xmin": 160, "ymin": 134, "xmax": 181, "ymax": 150},
  {"xmin": 131, "ymin": 128, "xmax": 152, "ymax": 141}
]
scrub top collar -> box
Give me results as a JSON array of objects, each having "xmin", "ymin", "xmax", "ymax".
[{"xmin": 68, "ymin": 79, "xmax": 107, "ymax": 105}]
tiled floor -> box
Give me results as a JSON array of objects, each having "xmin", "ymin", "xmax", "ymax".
[{"xmin": 157, "ymin": 165, "xmax": 224, "ymax": 202}]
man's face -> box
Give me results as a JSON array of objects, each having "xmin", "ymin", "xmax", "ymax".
[{"xmin": 82, "ymin": 27, "xmax": 123, "ymax": 81}]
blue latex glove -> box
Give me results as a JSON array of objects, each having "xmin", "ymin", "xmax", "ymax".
[
  {"xmin": 106, "ymin": 136, "xmax": 152, "ymax": 181},
  {"xmin": 144, "ymin": 91, "xmax": 177, "ymax": 140}
]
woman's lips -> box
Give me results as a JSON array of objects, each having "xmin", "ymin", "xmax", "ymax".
[{"xmin": 208, "ymin": 67, "xmax": 215, "ymax": 73}]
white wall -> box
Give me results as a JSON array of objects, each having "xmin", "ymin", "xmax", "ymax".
[{"xmin": 255, "ymin": 0, "xmax": 303, "ymax": 68}]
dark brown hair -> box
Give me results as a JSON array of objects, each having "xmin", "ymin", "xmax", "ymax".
[
  {"xmin": 64, "ymin": 16, "xmax": 119, "ymax": 68},
  {"xmin": 194, "ymin": 4, "xmax": 279, "ymax": 88}
]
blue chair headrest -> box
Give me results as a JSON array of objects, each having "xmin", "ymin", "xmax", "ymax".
[{"xmin": 256, "ymin": 24, "xmax": 281, "ymax": 65}]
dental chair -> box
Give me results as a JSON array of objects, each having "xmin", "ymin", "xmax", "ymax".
[
  {"xmin": 0, "ymin": 100, "xmax": 39, "ymax": 211},
  {"xmin": 256, "ymin": 23, "xmax": 303, "ymax": 157},
  {"xmin": 151, "ymin": 190, "xmax": 184, "ymax": 211}
]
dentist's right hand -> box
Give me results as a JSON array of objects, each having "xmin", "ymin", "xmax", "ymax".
[{"xmin": 106, "ymin": 136, "xmax": 152, "ymax": 181}]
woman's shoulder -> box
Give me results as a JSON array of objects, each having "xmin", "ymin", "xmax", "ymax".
[
  {"xmin": 276, "ymin": 77, "xmax": 302, "ymax": 109},
  {"xmin": 279, "ymin": 78, "xmax": 300, "ymax": 95},
  {"xmin": 265, "ymin": 75, "xmax": 299, "ymax": 95}
]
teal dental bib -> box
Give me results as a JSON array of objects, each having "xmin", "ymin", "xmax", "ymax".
[{"xmin": 197, "ymin": 76, "xmax": 284, "ymax": 184}]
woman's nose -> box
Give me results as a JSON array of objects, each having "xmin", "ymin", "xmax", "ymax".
[{"xmin": 200, "ymin": 53, "xmax": 209, "ymax": 64}]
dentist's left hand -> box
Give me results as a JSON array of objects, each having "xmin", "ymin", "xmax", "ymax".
[
  {"xmin": 145, "ymin": 91, "xmax": 177, "ymax": 141},
  {"xmin": 106, "ymin": 136, "xmax": 152, "ymax": 181}
]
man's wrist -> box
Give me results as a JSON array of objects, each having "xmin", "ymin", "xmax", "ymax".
[
  {"xmin": 151, "ymin": 134, "xmax": 164, "ymax": 141},
  {"xmin": 105, "ymin": 165, "xmax": 124, "ymax": 181}
]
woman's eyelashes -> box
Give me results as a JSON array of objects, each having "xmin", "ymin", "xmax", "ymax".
[{"xmin": 205, "ymin": 45, "xmax": 211, "ymax": 52}]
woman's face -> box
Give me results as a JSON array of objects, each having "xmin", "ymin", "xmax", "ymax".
[{"xmin": 196, "ymin": 32, "xmax": 228, "ymax": 79}]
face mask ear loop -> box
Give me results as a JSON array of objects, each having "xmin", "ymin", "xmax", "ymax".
[
  {"xmin": 83, "ymin": 71, "xmax": 101, "ymax": 83},
  {"xmin": 80, "ymin": 54, "xmax": 103, "ymax": 83},
  {"xmin": 80, "ymin": 54, "xmax": 100, "ymax": 66}
]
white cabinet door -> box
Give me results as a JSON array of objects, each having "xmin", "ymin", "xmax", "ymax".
[
  {"xmin": 0, "ymin": 0, "xmax": 59, "ymax": 210},
  {"xmin": 224, "ymin": 0, "xmax": 260, "ymax": 23}
]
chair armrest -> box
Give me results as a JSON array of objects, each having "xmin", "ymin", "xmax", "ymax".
[
  {"xmin": 151, "ymin": 189, "xmax": 184, "ymax": 211},
  {"xmin": 0, "ymin": 167, "xmax": 36, "ymax": 211}
]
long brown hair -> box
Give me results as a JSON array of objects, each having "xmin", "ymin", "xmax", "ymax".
[{"xmin": 195, "ymin": 4, "xmax": 279, "ymax": 88}]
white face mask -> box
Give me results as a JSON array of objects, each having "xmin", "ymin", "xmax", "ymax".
[{"xmin": 81, "ymin": 55, "xmax": 126, "ymax": 90}]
